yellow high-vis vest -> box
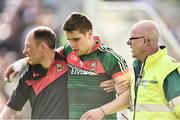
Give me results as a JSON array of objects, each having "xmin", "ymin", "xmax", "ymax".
[{"xmin": 131, "ymin": 48, "xmax": 180, "ymax": 120}]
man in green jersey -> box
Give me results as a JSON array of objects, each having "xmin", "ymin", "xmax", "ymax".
[{"xmin": 59, "ymin": 12, "xmax": 131, "ymax": 119}]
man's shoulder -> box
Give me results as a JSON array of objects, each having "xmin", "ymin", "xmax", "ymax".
[
  {"xmin": 166, "ymin": 68, "xmax": 180, "ymax": 81},
  {"xmin": 98, "ymin": 44, "xmax": 125, "ymax": 62},
  {"xmin": 96, "ymin": 44, "xmax": 129, "ymax": 70},
  {"xmin": 21, "ymin": 64, "xmax": 47, "ymax": 81},
  {"xmin": 64, "ymin": 43, "xmax": 73, "ymax": 55},
  {"xmin": 98, "ymin": 44, "xmax": 115, "ymax": 56}
]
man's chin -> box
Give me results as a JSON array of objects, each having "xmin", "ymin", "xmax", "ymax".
[
  {"xmin": 132, "ymin": 54, "xmax": 136, "ymax": 58},
  {"xmin": 75, "ymin": 52, "xmax": 81, "ymax": 56},
  {"xmin": 29, "ymin": 61, "xmax": 33, "ymax": 65}
]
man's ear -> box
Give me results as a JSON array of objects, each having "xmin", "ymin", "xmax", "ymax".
[
  {"xmin": 144, "ymin": 36, "xmax": 149, "ymax": 44},
  {"xmin": 87, "ymin": 30, "xmax": 93, "ymax": 39},
  {"xmin": 40, "ymin": 42, "xmax": 48, "ymax": 52}
]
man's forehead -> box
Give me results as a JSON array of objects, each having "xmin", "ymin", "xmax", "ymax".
[
  {"xmin": 66, "ymin": 31, "xmax": 83, "ymax": 38},
  {"xmin": 25, "ymin": 32, "xmax": 33, "ymax": 44}
]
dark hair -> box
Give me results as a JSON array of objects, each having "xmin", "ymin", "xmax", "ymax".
[
  {"xmin": 33, "ymin": 28, "xmax": 56, "ymax": 49},
  {"xmin": 63, "ymin": 12, "xmax": 92, "ymax": 34}
]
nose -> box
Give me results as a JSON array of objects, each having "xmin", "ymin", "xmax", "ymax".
[
  {"xmin": 69, "ymin": 41, "xmax": 76, "ymax": 49},
  {"xmin": 23, "ymin": 48, "xmax": 27, "ymax": 56},
  {"xmin": 127, "ymin": 40, "xmax": 131, "ymax": 45}
]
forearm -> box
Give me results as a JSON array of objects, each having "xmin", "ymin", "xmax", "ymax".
[
  {"xmin": 12, "ymin": 57, "xmax": 29, "ymax": 71},
  {"xmin": 101, "ymin": 89, "xmax": 129, "ymax": 116},
  {"xmin": 0, "ymin": 106, "xmax": 17, "ymax": 119},
  {"xmin": 4, "ymin": 57, "xmax": 29, "ymax": 81}
]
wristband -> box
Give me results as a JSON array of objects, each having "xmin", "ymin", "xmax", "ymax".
[{"xmin": 100, "ymin": 107, "xmax": 106, "ymax": 116}]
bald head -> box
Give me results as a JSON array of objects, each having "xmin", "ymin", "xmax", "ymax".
[
  {"xmin": 131, "ymin": 20, "xmax": 160, "ymax": 44},
  {"xmin": 26, "ymin": 26, "xmax": 57, "ymax": 49}
]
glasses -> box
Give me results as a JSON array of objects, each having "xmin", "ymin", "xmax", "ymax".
[
  {"xmin": 129, "ymin": 36, "xmax": 145, "ymax": 41},
  {"xmin": 127, "ymin": 36, "xmax": 145, "ymax": 45}
]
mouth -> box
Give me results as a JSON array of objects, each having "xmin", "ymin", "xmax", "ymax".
[
  {"xmin": 131, "ymin": 49, "xmax": 134, "ymax": 52},
  {"xmin": 73, "ymin": 49, "xmax": 79, "ymax": 53}
]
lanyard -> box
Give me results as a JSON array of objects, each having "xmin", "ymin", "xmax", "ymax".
[{"xmin": 133, "ymin": 59, "xmax": 146, "ymax": 120}]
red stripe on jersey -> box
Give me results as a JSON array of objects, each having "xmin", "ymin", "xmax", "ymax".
[
  {"xmin": 25, "ymin": 60, "xmax": 68, "ymax": 95},
  {"xmin": 112, "ymin": 70, "xmax": 128, "ymax": 79}
]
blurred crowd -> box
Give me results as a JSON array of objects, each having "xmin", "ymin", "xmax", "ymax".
[{"xmin": 0, "ymin": 0, "xmax": 180, "ymax": 118}]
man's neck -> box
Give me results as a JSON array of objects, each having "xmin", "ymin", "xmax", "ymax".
[
  {"xmin": 41, "ymin": 50, "xmax": 55, "ymax": 68},
  {"xmin": 84, "ymin": 38, "xmax": 96, "ymax": 55},
  {"xmin": 140, "ymin": 47, "xmax": 159, "ymax": 63}
]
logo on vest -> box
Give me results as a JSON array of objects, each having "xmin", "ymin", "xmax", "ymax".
[{"xmin": 141, "ymin": 79, "xmax": 158, "ymax": 89}]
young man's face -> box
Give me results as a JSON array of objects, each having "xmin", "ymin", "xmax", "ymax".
[
  {"xmin": 23, "ymin": 32, "xmax": 42, "ymax": 65},
  {"xmin": 65, "ymin": 30, "xmax": 93, "ymax": 56}
]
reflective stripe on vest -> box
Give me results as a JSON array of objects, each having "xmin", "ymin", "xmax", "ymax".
[
  {"xmin": 168, "ymin": 96, "xmax": 180, "ymax": 110},
  {"xmin": 136, "ymin": 104, "xmax": 172, "ymax": 112}
]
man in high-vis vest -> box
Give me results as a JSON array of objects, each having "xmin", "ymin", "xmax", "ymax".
[{"xmin": 127, "ymin": 20, "xmax": 180, "ymax": 120}]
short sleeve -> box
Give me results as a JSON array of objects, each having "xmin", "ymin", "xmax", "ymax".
[
  {"xmin": 7, "ymin": 76, "xmax": 29, "ymax": 111},
  {"xmin": 163, "ymin": 69, "xmax": 180, "ymax": 101},
  {"xmin": 101, "ymin": 50, "xmax": 129, "ymax": 78}
]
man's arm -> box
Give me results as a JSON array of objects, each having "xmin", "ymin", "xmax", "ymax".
[
  {"xmin": 80, "ymin": 71, "xmax": 131, "ymax": 120},
  {"xmin": 4, "ymin": 57, "xmax": 29, "ymax": 82},
  {"xmin": 1, "ymin": 72, "xmax": 29, "ymax": 119},
  {"xmin": 0, "ymin": 106, "xmax": 17, "ymax": 119},
  {"xmin": 164, "ymin": 68, "xmax": 180, "ymax": 118}
]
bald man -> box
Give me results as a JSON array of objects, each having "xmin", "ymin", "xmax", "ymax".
[
  {"xmin": 127, "ymin": 20, "xmax": 180, "ymax": 120},
  {"xmin": 0, "ymin": 26, "xmax": 69, "ymax": 119}
]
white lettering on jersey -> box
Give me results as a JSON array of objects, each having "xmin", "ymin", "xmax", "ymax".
[{"xmin": 68, "ymin": 64, "xmax": 97, "ymax": 75}]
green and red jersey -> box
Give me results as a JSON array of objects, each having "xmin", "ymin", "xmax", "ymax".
[{"xmin": 60, "ymin": 36, "xmax": 129, "ymax": 119}]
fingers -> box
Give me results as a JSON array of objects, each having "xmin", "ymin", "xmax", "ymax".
[
  {"xmin": 4, "ymin": 72, "xmax": 18, "ymax": 82},
  {"xmin": 80, "ymin": 112, "xmax": 90, "ymax": 120},
  {"xmin": 115, "ymin": 80, "xmax": 129, "ymax": 88},
  {"xmin": 100, "ymin": 80, "xmax": 114, "ymax": 87},
  {"xmin": 100, "ymin": 80, "xmax": 115, "ymax": 92},
  {"xmin": 4, "ymin": 65, "xmax": 18, "ymax": 82},
  {"xmin": 115, "ymin": 81, "xmax": 130, "ymax": 95},
  {"xmin": 115, "ymin": 85, "xmax": 129, "ymax": 95},
  {"xmin": 10, "ymin": 71, "xmax": 18, "ymax": 79},
  {"xmin": 102, "ymin": 86, "xmax": 114, "ymax": 92},
  {"xmin": 4, "ymin": 65, "xmax": 14, "ymax": 82}
]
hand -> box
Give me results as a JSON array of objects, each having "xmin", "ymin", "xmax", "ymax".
[
  {"xmin": 100, "ymin": 80, "xmax": 115, "ymax": 93},
  {"xmin": 115, "ymin": 80, "xmax": 130, "ymax": 95},
  {"xmin": 0, "ymin": 106, "xmax": 17, "ymax": 119},
  {"xmin": 4, "ymin": 65, "xmax": 18, "ymax": 82},
  {"xmin": 4, "ymin": 58, "xmax": 28, "ymax": 82},
  {"xmin": 80, "ymin": 107, "xmax": 105, "ymax": 120}
]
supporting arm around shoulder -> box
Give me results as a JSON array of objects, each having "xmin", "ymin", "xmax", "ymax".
[
  {"xmin": 114, "ymin": 71, "xmax": 132, "ymax": 95},
  {"xmin": 4, "ymin": 57, "xmax": 29, "ymax": 82},
  {"xmin": 0, "ymin": 106, "xmax": 18, "ymax": 119}
]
